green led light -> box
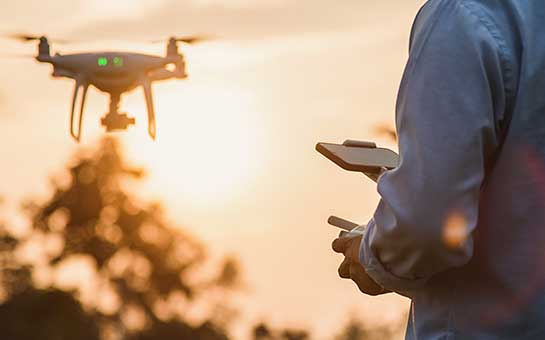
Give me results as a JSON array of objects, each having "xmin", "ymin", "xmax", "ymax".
[
  {"xmin": 98, "ymin": 57, "xmax": 108, "ymax": 66},
  {"xmin": 113, "ymin": 57, "xmax": 123, "ymax": 67}
]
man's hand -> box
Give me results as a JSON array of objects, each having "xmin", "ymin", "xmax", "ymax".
[{"xmin": 332, "ymin": 235, "xmax": 388, "ymax": 296}]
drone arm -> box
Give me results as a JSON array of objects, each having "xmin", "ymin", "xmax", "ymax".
[
  {"xmin": 69, "ymin": 80, "xmax": 88, "ymax": 142},
  {"xmin": 147, "ymin": 70, "xmax": 169, "ymax": 81},
  {"xmin": 141, "ymin": 78, "xmax": 156, "ymax": 140},
  {"xmin": 148, "ymin": 59, "xmax": 187, "ymax": 81},
  {"xmin": 172, "ymin": 58, "xmax": 187, "ymax": 79}
]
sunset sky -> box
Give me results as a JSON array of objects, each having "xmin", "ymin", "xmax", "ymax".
[{"xmin": 0, "ymin": 1, "xmax": 425, "ymax": 338}]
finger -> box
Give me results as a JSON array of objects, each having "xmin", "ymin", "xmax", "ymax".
[
  {"xmin": 332, "ymin": 237, "xmax": 352, "ymax": 253},
  {"xmin": 346, "ymin": 238, "xmax": 362, "ymax": 261},
  {"xmin": 349, "ymin": 263, "xmax": 385, "ymax": 296},
  {"xmin": 338, "ymin": 258, "xmax": 351, "ymax": 279}
]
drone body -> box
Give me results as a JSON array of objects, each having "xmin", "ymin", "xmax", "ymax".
[{"xmin": 27, "ymin": 36, "xmax": 200, "ymax": 141}]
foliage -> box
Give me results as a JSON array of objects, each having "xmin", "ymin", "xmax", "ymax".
[
  {"xmin": 333, "ymin": 318, "xmax": 402, "ymax": 340},
  {"xmin": 252, "ymin": 322, "xmax": 310, "ymax": 340},
  {"xmin": 0, "ymin": 137, "xmax": 403, "ymax": 340},
  {"xmin": 0, "ymin": 289, "xmax": 100, "ymax": 340},
  {"xmin": 0, "ymin": 138, "xmax": 240, "ymax": 340}
]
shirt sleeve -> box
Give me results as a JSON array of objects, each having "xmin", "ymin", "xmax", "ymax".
[{"xmin": 360, "ymin": 0, "xmax": 513, "ymax": 294}]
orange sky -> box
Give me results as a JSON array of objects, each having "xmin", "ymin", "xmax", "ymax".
[{"xmin": 0, "ymin": 1, "xmax": 425, "ymax": 338}]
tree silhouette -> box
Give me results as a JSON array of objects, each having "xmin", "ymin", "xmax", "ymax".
[
  {"xmin": 333, "ymin": 318, "xmax": 402, "ymax": 340},
  {"xmin": 0, "ymin": 138, "xmax": 239, "ymax": 340},
  {"xmin": 252, "ymin": 322, "xmax": 310, "ymax": 340},
  {"xmin": 0, "ymin": 137, "xmax": 402, "ymax": 340},
  {"xmin": 373, "ymin": 123, "xmax": 398, "ymax": 142},
  {"xmin": 0, "ymin": 289, "xmax": 100, "ymax": 340}
]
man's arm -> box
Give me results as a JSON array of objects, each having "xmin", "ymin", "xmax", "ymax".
[{"xmin": 360, "ymin": 1, "xmax": 515, "ymax": 294}]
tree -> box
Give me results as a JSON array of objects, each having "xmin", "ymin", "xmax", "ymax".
[
  {"xmin": 333, "ymin": 318, "xmax": 402, "ymax": 340},
  {"xmin": 0, "ymin": 289, "xmax": 100, "ymax": 340},
  {"xmin": 373, "ymin": 124, "xmax": 398, "ymax": 142},
  {"xmin": 252, "ymin": 322, "xmax": 311, "ymax": 340},
  {"xmin": 0, "ymin": 137, "xmax": 240, "ymax": 340},
  {"xmin": 0, "ymin": 137, "xmax": 402, "ymax": 340}
]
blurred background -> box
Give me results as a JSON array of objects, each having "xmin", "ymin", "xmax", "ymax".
[{"xmin": 0, "ymin": 1, "xmax": 425, "ymax": 339}]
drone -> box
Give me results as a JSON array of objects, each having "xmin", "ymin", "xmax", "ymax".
[{"xmin": 7, "ymin": 34, "xmax": 209, "ymax": 142}]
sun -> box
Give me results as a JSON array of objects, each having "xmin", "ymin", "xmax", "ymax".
[{"xmin": 121, "ymin": 81, "xmax": 267, "ymax": 208}]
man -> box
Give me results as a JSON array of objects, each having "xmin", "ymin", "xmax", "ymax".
[{"xmin": 332, "ymin": 1, "xmax": 545, "ymax": 339}]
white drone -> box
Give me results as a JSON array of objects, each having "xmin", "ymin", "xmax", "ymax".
[{"xmin": 8, "ymin": 34, "xmax": 209, "ymax": 141}]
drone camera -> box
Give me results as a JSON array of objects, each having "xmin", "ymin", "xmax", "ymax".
[{"xmin": 101, "ymin": 112, "xmax": 136, "ymax": 132}]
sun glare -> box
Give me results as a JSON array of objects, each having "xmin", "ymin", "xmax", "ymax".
[{"xmin": 122, "ymin": 81, "xmax": 267, "ymax": 207}]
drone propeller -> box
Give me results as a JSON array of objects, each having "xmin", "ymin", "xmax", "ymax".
[
  {"xmin": 6, "ymin": 34, "xmax": 42, "ymax": 42},
  {"xmin": 3, "ymin": 33, "xmax": 74, "ymax": 44},
  {"xmin": 0, "ymin": 52, "xmax": 35, "ymax": 59},
  {"xmin": 149, "ymin": 35, "xmax": 213, "ymax": 44}
]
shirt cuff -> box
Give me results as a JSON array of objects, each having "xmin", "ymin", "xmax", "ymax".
[{"xmin": 359, "ymin": 219, "xmax": 427, "ymax": 296}]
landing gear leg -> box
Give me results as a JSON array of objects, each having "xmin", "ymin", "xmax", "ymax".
[{"xmin": 70, "ymin": 79, "xmax": 89, "ymax": 142}]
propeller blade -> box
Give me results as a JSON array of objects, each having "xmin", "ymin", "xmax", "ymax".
[
  {"xmin": 3, "ymin": 33, "xmax": 77, "ymax": 44},
  {"xmin": 0, "ymin": 52, "xmax": 35, "ymax": 59},
  {"xmin": 50, "ymin": 38, "xmax": 74, "ymax": 44},
  {"xmin": 148, "ymin": 35, "xmax": 214, "ymax": 44},
  {"xmin": 5, "ymin": 34, "xmax": 41, "ymax": 42},
  {"xmin": 175, "ymin": 35, "xmax": 212, "ymax": 44}
]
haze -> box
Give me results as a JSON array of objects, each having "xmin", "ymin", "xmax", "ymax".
[{"xmin": 0, "ymin": 1, "xmax": 425, "ymax": 338}]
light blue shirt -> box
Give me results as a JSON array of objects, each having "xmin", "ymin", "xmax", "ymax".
[{"xmin": 360, "ymin": 1, "xmax": 545, "ymax": 338}]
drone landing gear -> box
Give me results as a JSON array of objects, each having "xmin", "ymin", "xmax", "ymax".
[
  {"xmin": 70, "ymin": 79, "xmax": 89, "ymax": 142},
  {"xmin": 101, "ymin": 93, "xmax": 135, "ymax": 132}
]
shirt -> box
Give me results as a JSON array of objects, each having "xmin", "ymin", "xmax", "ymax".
[{"xmin": 359, "ymin": 0, "xmax": 545, "ymax": 338}]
